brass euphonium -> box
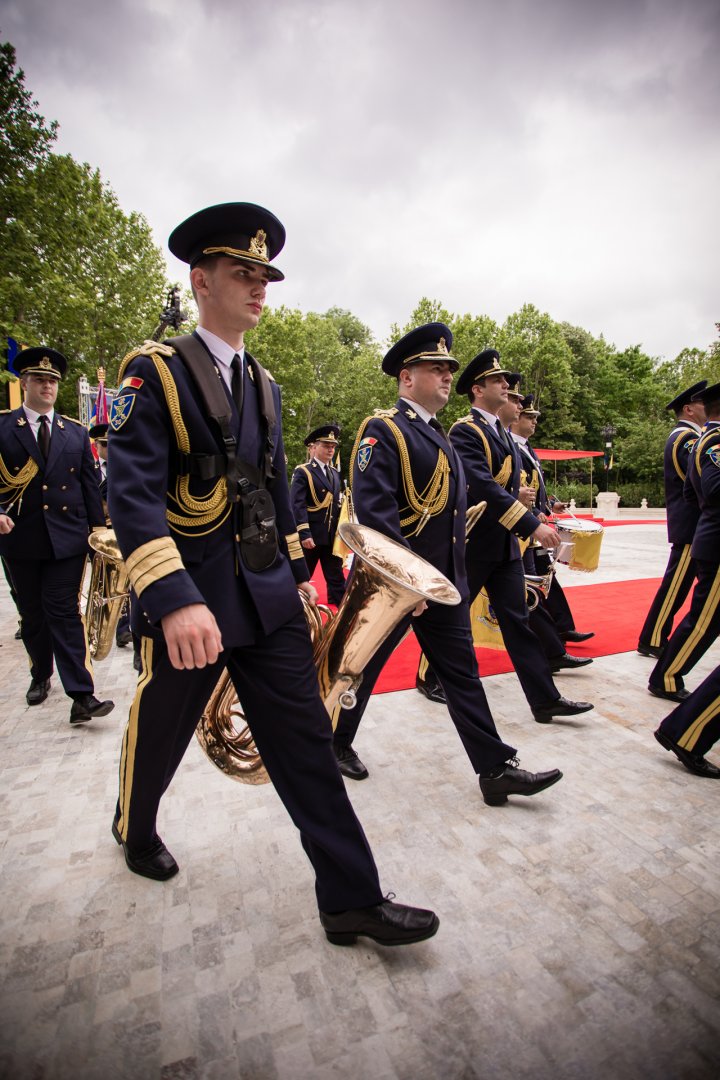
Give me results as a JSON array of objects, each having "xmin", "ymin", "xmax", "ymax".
[
  {"xmin": 196, "ymin": 522, "xmax": 462, "ymax": 784},
  {"xmin": 86, "ymin": 528, "xmax": 130, "ymax": 660}
]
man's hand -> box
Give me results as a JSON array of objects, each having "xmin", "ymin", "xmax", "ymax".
[
  {"xmin": 161, "ymin": 603, "xmax": 223, "ymax": 670},
  {"xmin": 298, "ymin": 581, "xmax": 319, "ymax": 605},
  {"xmin": 518, "ymin": 485, "xmax": 536, "ymax": 509},
  {"xmin": 552, "ymin": 500, "xmax": 567, "ymax": 514},
  {"xmin": 301, "ymin": 537, "xmax": 316, "ymax": 550},
  {"xmin": 532, "ymin": 523, "xmax": 560, "ymax": 550},
  {"xmin": 0, "ymin": 513, "xmax": 14, "ymax": 535}
]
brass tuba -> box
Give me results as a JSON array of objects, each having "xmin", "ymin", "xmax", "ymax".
[
  {"xmin": 196, "ymin": 522, "xmax": 462, "ymax": 784},
  {"xmin": 85, "ymin": 529, "xmax": 130, "ymax": 660}
]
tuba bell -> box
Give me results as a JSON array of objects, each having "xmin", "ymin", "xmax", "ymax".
[
  {"xmin": 196, "ymin": 522, "xmax": 462, "ymax": 784},
  {"xmin": 85, "ymin": 529, "xmax": 130, "ymax": 660}
]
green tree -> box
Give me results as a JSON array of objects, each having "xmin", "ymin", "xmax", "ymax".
[{"xmin": 1, "ymin": 43, "xmax": 169, "ymax": 412}]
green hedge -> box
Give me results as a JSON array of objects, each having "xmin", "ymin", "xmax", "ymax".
[{"xmin": 551, "ymin": 481, "xmax": 665, "ymax": 507}]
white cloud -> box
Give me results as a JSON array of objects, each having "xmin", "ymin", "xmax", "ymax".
[{"xmin": 5, "ymin": 0, "xmax": 719, "ymax": 358}]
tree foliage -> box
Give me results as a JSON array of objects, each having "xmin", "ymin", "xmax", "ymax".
[
  {"xmin": 2, "ymin": 39, "xmax": 718, "ymax": 499},
  {"xmin": 1, "ymin": 41, "xmax": 169, "ymax": 411}
]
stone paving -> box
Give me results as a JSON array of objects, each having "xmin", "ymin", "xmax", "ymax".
[{"xmin": 1, "ymin": 524, "xmax": 718, "ymax": 1080}]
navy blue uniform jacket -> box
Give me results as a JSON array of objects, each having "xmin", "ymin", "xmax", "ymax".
[
  {"xmin": 107, "ymin": 339, "xmax": 310, "ymax": 647},
  {"xmin": 350, "ymin": 401, "xmax": 468, "ymax": 598},
  {"xmin": 664, "ymin": 421, "xmax": 701, "ymax": 546},
  {"xmin": 290, "ymin": 459, "xmax": 343, "ymax": 546},
  {"xmin": 0, "ymin": 407, "xmax": 105, "ymax": 560},
  {"xmin": 450, "ymin": 409, "xmax": 541, "ymax": 565},
  {"xmin": 686, "ymin": 420, "xmax": 720, "ymax": 563}
]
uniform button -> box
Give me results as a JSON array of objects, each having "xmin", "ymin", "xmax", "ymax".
[
  {"xmin": 453, "ymin": 536, "xmax": 457, "ymax": 543},
  {"xmin": 235, "ymin": 535, "xmax": 241, "ymax": 542},
  {"xmin": 454, "ymin": 510, "xmax": 458, "ymax": 516},
  {"xmin": 61, "ymin": 485, "xmax": 67, "ymax": 491},
  {"xmin": 70, "ymin": 467, "xmax": 75, "ymax": 473},
  {"xmin": 43, "ymin": 504, "xmax": 49, "ymax": 510},
  {"xmin": 62, "ymin": 506, "xmax": 67, "ymax": 511},
  {"xmin": 42, "ymin": 484, "xmax": 48, "ymax": 491}
]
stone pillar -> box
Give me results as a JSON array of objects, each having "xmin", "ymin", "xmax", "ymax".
[{"xmin": 596, "ymin": 492, "xmax": 620, "ymax": 518}]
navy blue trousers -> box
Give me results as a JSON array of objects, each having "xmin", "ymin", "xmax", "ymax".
[
  {"xmin": 658, "ymin": 663, "xmax": 720, "ymax": 757},
  {"xmin": 115, "ymin": 610, "xmax": 382, "ymax": 913},
  {"xmin": 6, "ymin": 554, "xmax": 94, "ymax": 696},
  {"xmin": 333, "ymin": 598, "xmax": 516, "ymax": 774},
  {"xmin": 651, "ymin": 559, "xmax": 720, "ymax": 694},
  {"xmin": 639, "ymin": 543, "xmax": 696, "ymax": 652}
]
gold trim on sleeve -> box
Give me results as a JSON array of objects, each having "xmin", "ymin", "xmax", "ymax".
[
  {"xmin": 498, "ymin": 501, "xmax": 527, "ymax": 531},
  {"xmin": 125, "ymin": 536, "xmax": 185, "ymax": 597}
]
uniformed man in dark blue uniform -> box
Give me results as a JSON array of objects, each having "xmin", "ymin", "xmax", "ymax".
[
  {"xmin": 654, "ymin": 663, "xmax": 720, "ymax": 778},
  {"xmin": 290, "ymin": 424, "xmax": 346, "ymax": 605},
  {"xmin": 650, "ymin": 381, "xmax": 720, "ymax": 703},
  {"xmin": 510, "ymin": 394, "xmax": 595, "ymax": 648},
  {"xmin": 106, "ymin": 202, "xmax": 437, "ymax": 948},
  {"xmin": 0, "ymin": 349, "xmax": 114, "ymax": 724},
  {"xmin": 431, "ymin": 350, "xmax": 593, "ymax": 723},
  {"xmin": 638, "ymin": 381, "xmax": 706, "ymax": 659},
  {"xmin": 333, "ymin": 323, "xmax": 563, "ymax": 806}
]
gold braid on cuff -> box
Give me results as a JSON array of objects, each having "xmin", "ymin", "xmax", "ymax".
[{"xmin": 125, "ymin": 536, "xmax": 186, "ymax": 597}]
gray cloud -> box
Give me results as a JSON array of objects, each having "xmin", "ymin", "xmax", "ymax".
[{"xmin": 3, "ymin": 0, "xmax": 719, "ymax": 357}]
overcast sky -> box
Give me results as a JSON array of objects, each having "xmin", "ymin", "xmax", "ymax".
[{"xmin": 3, "ymin": 0, "xmax": 719, "ymax": 359}]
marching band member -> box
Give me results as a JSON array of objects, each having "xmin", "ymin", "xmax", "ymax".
[
  {"xmin": 290, "ymin": 424, "xmax": 346, "ymax": 605},
  {"xmin": 0, "ymin": 349, "xmax": 114, "ymax": 724},
  {"xmin": 333, "ymin": 322, "xmax": 563, "ymax": 808},
  {"xmin": 106, "ymin": 202, "xmax": 438, "ymax": 947},
  {"xmin": 418, "ymin": 349, "xmax": 593, "ymax": 724},
  {"xmin": 638, "ymin": 381, "xmax": 706, "ymax": 660},
  {"xmin": 510, "ymin": 395, "xmax": 595, "ymax": 649},
  {"xmin": 649, "ymin": 382, "xmax": 720, "ymax": 703}
]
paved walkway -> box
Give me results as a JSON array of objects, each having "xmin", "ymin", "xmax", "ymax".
[{"xmin": 1, "ymin": 524, "xmax": 718, "ymax": 1080}]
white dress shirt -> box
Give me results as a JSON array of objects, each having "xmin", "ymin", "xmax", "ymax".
[{"xmin": 195, "ymin": 326, "xmax": 245, "ymax": 393}]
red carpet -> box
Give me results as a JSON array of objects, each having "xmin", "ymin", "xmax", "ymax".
[{"xmin": 309, "ymin": 573, "xmax": 689, "ymax": 695}]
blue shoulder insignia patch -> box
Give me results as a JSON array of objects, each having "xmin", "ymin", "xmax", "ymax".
[
  {"xmin": 110, "ymin": 393, "xmax": 136, "ymax": 432},
  {"xmin": 706, "ymin": 445, "xmax": 720, "ymax": 469}
]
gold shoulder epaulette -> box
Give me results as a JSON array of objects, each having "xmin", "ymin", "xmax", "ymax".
[
  {"xmin": 62, "ymin": 416, "xmax": 85, "ymax": 426},
  {"xmin": 265, "ymin": 369, "xmax": 275, "ymax": 382},
  {"xmin": 0, "ymin": 409, "xmax": 10, "ymax": 415},
  {"xmin": 118, "ymin": 340, "xmax": 175, "ymax": 382},
  {"xmin": 373, "ymin": 407, "xmax": 398, "ymax": 417},
  {"xmin": 450, "ymin": 413, "xmax": 473, "ymax": 429}
]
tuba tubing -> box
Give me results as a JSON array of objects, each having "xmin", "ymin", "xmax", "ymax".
[
  {"xmin": 85, "ymin": 529, "xmax": 130, "ymax": 661},
  {"xmin": 196, "ymin": 522, "xmax": 462, "ymax": 784}
]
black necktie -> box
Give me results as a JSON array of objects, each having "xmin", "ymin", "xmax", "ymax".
[
  {"xmin": 37, "ymin": 414, "xmax": 50, "ymax": 459},
  {"xmin": 429, "ymin": 417, "xmax": 448, "ymax": 441},
  {"xmin": 231, "ymin": 354, "xmax": 243, "ymax": 415},
  {"xmin": 496, "ymin": 420, "xmax": 512, "ymax": 451}
]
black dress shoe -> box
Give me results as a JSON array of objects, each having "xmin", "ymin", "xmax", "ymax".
[
  {"xmin": 115, "ymin": 629, "xmax": 133, "ymax": 647},
  {"xmin": 648, "ymin": 684, "xmax": 690, "ymax": 704},
  {"xmin": 14, "ymin": 624, "xmax": 22, "ymax": 640},
  {"xmin": 478, "ymin": 760, "xmax": 563, "ymax": 805},
  {"xmin": 654, "ymin": 729, "xmax": 720, "ymax": 778},
  {"xmin": 333, "ymin": 744, "xmax": 369, "ymax": 780},
  {"xmin": 532, "ymin": 696, "xmax": 594, "ymax": 723},
  {"xmin": 26, "ymin": 677, "xmax": 51, "ymax": 706},
  {"xmin": 112, "ymin": 820, "xmax": 179, "ymax": 880},
  {"xmin": 560, "ymin": 630, "xmax": 595, "ymax": 643},
  {"xmin": 637, "ymin": 643, "xmax": 664, "ymax": 659},
  {"xmin": 320, "ymin": 897, "xmax": 439, "ymax": 946},
  {"xmin": 550, "ymin": 653, "xmax": 593, "ymax": 673},
  {"xmin": 416, "ymin": 678, "xmax": 447, "ymax": 704},
  {"xmin": 69, "ymin": 694, "xmax": 115, "ymax": 725},
  {"xmin": 133, "ymin": 651, "xmax": 142, "ymax": 674}
]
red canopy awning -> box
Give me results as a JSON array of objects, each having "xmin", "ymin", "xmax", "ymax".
[{"xmin": 534, "ymin": 449, "xmax": 604, "ymax": 460}]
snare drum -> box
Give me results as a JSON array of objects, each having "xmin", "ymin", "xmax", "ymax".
[{"xmin": 554, "ymin": 518, "xmax": 604, "ymax": 572}]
